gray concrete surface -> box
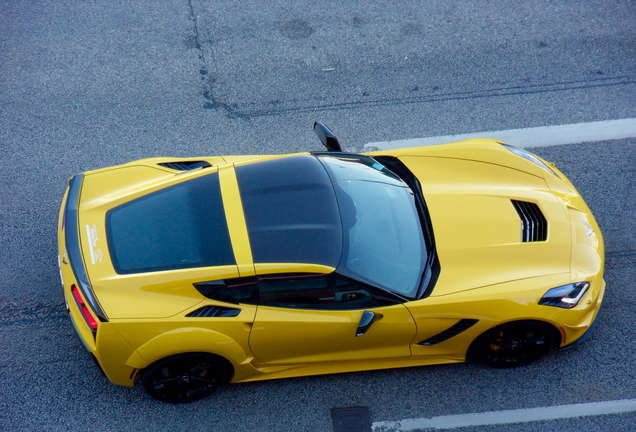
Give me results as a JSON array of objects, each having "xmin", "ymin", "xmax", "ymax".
[{"xmin": 1, "ymin": 1, "xmax": 635, "ymax": 431}]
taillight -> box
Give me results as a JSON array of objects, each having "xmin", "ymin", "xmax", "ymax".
[
  {"xmin": 71, "ymin": 285, "xmax": 99, "ymax": 331},
  {"xmin": 72, "ymin": 286, "xmax": 83, "ymax": 304}
]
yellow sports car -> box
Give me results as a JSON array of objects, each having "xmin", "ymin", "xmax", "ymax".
[{"xmin": 58, "ymin": 123, "xmax": 604, "ymax": 403}]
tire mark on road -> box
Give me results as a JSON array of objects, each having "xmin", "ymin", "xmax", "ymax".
[
  {"xmin": 607, "ymin": 250, "xmax": 636, "ymax": 258},
  {"xmin": 225, "ymin": 75, "xmax": 636, "ymax": 119},
  {"xmin": 606, "ymin": 250, "xmax": 636, "ymax": 270},
  {"xmin": 187, "ymin": 4, "xmax": 635, "ymax": 121},
  {"xmin": 0, "ymin": 355, "xmax": 85, "ymax": 370},
  {"xmin": 0, "ymin": 302, "xmax": 66, "ymax": 327},
  {"xmin": 183, "ymin": 4, "xmax": 636, "ymax": 121}
]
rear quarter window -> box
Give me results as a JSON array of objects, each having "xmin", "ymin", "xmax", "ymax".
[{"xmin": 106, "ymin": 172, "xmax": 235, "ymax": 274}]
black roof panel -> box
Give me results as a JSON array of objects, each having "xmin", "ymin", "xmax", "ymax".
[{"xmin": 236, "ymin": 155, "xmax": 342, "ymax": 267}]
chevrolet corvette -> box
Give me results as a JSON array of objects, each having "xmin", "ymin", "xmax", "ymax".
[{"xmin": 58, "ymin": 123, "xmax": 604, "ymax": 403}]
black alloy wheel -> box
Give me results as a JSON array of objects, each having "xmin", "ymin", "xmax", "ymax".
[
  {"xmin": 475, "ymin": 321, "xmax": 555, "ymax": 368},
  {"xmin": 141, "ymin": 353, "xmax": 229, "ymax": 403}
]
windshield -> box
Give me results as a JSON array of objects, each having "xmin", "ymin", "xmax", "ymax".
[{"xmin": 318, "ymin": 155, "xmax": 427, "ymax": 298}]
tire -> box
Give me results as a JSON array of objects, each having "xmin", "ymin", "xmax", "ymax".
[
  {"xmin": 141, "ymin": 353, "xmax": 230, "ymax": 403},
  {"xmin": 474, "ymin": 321, "xmax": 555, "ymax": 368}
]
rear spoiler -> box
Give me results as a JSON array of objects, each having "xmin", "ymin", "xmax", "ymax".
[{"xmin": 64, "ymin": 174, "xmax": 108, "ymax": 322}]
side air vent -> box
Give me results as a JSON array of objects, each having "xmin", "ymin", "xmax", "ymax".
[
  {"xmin": 158, "ymin": 161, "xmax": 212, "ymax": 171},
  {"xmin": 185, "ymin": 306, "xmax": 241, "ymax": 318},
  {"xmin": 511, "ymin": 200, "xmax": 548, "ymax": 242},
  {"xmin": 418, "ymin": 319, "xmax": 479, "ymax": 346}
]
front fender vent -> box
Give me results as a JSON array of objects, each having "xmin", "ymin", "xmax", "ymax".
[
  {"xmin": 418, "ymin": 319, "xmax": 479, "ymax": 346},
  {"xmin": 511, "ymin": 200, "xmax": 548, "ymax": 242},
  {"xmin": 186, "ymin": 306, "xmax": 241, "ymax": 318},
  {"xmin": 158, "ymin": 161, "xmax": 211, "ymax": 171}
]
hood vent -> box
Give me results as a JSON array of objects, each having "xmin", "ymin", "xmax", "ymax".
[
  {"xmin": 158, "ymin": 161, "xmax": 211, "ymax": 171},
  {"xmin": 185, "ymin": 306, "xmax": 240, "ymax": 318},
  {"xmin": 511, "ymin": 200, "xmax": 547, "ymax": 242}
]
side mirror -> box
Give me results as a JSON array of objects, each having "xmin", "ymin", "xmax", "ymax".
[{"xmin": 313, "ymin": 122, "xmax": 342, "ymax": 152}]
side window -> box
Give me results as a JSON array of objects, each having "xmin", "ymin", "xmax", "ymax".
[
  {"xmin": 257, "ymin": 273, "xmax": 386, "ymax": 310},
  {"xmin": 227, "ymin": 277, "xmax": 259, "ymax": 304},
  {"xmin": 193, "ymin": 276, "xmax": 262, "ymax": 305}
]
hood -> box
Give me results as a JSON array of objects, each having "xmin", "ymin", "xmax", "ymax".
[{"xmin": 399, "ymin": 155, "xmax": 572, "ymax": 297}]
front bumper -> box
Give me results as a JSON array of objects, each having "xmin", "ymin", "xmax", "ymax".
[
  {"xmin": 559, "ymin": 279, "xmax": 605, "ymax": 350},
  {"xmin": 558, "ymin": 278, "xmax": 605, "ymax": 349}
]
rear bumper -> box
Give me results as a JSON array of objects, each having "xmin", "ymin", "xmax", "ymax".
[
  {"xmin": 59, "ymin": 176, "xmax": 139, "ymax": 387},
  {"xmin": 66, "ymin": 307, "xmax": 106, "ymax": 376},
  {"xmin": 66, "ymin": 305, "xmax": 91, "ymax": 353}
]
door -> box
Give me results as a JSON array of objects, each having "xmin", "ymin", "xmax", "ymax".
[{"xmin": 248, "ymin": 273, "xmax": 416, "ymax": 365}]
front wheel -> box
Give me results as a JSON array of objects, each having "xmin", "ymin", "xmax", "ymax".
[
  {"xmin": 141, "ymin": 353, "xmax": 230, "ymax": 403},
  {"xmin": 474, "ymin": 321, "xmax": 555, "ymax": 368}
]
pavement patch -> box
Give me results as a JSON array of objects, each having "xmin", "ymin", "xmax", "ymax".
[{"xmin": 332, "ymin": 406, "xmax": 372, "ymax": 432}]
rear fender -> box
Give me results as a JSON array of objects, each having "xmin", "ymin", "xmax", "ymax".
[{"xmin": 127, "ymin": 327, "xmax": 249, "ymax": 371}]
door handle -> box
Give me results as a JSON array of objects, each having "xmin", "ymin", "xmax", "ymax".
[{"xmin": 356, "ymin": 310, "xmax": 376, "ymax": 337}]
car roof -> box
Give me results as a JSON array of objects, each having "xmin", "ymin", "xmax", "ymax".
[{"xmin": 235, "ymin": 154, "xmax": 343, "ymax": 268}]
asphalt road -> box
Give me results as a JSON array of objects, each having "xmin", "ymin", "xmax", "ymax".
[{"xmin": 1, "ymin": 1, "xmax": 635, "ymax": 431}]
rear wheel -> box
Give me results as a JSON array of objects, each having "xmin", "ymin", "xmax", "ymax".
[
  {"xmin": 474, "ymin": 321, "xmax": 555, "ymax": 368},
  {"xmin": 141, "ymin": 353, "xmax": 230, "ymax": 403}
]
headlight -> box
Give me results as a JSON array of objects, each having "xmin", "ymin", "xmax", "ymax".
[
  {"xmin": 501, "ymin": 144, "xmax": 560, "ymax": 178},
  {"xmin": 539, "ymin": 282, "xmax": 590, "ymax": 308}
]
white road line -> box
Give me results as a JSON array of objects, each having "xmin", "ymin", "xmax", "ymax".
[
  {"xmin": 372, "ymin": 398, "xmax": 636, "ymax": 431},
  {"xmin": 364, "ymin": 118, "xmax": 636, "ymax": 150}
]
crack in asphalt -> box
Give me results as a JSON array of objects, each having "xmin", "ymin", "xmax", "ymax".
[{"xmin": 187, "ymin": 0, "xmax": 247, "ymax": 119}]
